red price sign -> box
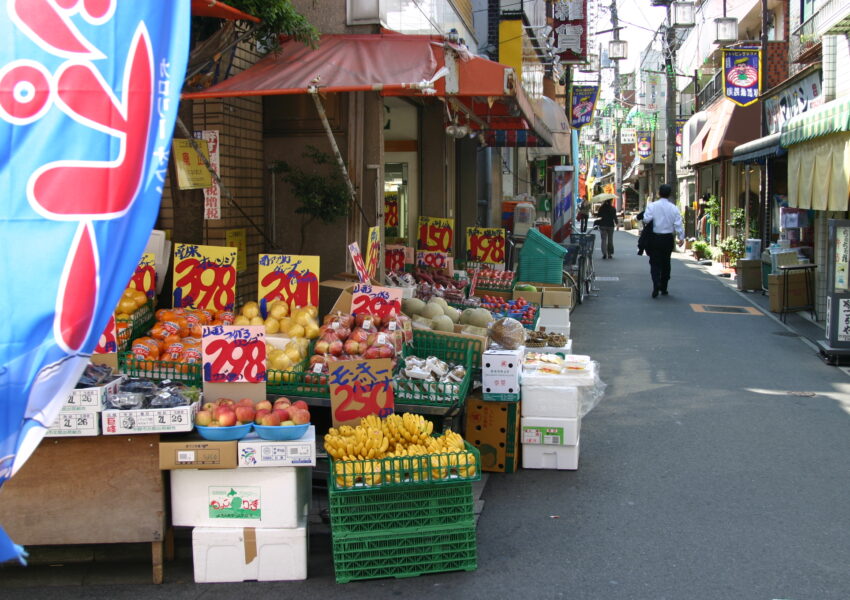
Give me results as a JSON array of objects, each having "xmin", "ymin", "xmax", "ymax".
[
  {"xmin": 385, "ymin": 195, "xmax": 399, "ymax": 228},
  {"xmin": 350, "ymin": 284, "xmax": 403, "ymax": 320},
  {"xmin": 173, "ymin": 244, "xmax": 237, "ymax": 311},
  {"xmin": 130, "ymin": 253, "xmax": 157, "ymax": 299},
  {"xmin": 202, "ymin": 325, "xmax": 266, "ymax": 383},
  {"xmin": 348, "ymin": 242, "xmax": 370, "ymax": 283},
  {"xmin": 466, "ymin": 227, "xmax": 506, "ymax": 264},
  {"xmin": 94, "ymin": 315, "xmax": 118, "ymax": 354},
  {"xmin": 329, "ymin": 358, "xmax": 394, "ymax": 427},
  {"xmin": 385, "ymin": 246, "xmax": 405, "ymax": 271},
  {"xmin": 416, "ymin": 250, "xmax": 447, "ymax": 269},
  {"xmin": 418, "ymin": 216, "xmax": 453, "ymax": 253}
]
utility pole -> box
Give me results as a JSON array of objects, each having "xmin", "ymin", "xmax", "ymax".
[
  {"xmin": 610, "ymin": 0, "xmax": 622, "ymax": 211},
  {"xmin": 664, "ymin": 4, "xmax": 678, "ymax": 196}
]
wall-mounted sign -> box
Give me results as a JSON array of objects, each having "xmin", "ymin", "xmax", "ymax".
[{"xmin": 552, "ymin": 0, "xmax": 588, "ymax": 63}]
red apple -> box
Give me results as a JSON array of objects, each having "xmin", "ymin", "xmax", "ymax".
[
  {"xmin": 344, "ymin": 339, "xmax": 361, "ymax": 355},
  {"xmin": 217, "ymin": 408, "xmax": 237, "ymax": 427},
  {"xmin": 280, "ymin": 420, "xmax": 296, "ymax": 426},
  {"xmin": 309, "ymin": 355, "xmax": 327, "ymax": 367},
  {"xmin": 290, "ymin": 400, "xmax": 309, "ymax": 411},
  {"xmin": 320, "ymin": 330, "xmax": 340, "ymax": 342},
  {"xmin": 202, "ymin": 401, "xmax": 216, "ymax": 413},
  {"xmin": 235, "ymin": 405, "xmax": 256, "ymax": 424},
  {"xmin": 363, "ymin": 346, "xmax": 381, "ymax": 359},
  {"xmin": 260, "ymin": 412, "xmax": 281, "ymax": 426},
  {"xmin": 273, "ymin": 407, "xmax": 291, "ymax": 421},
  {"xmin": 273, "ymin": 397, "xmax": 291, "ymax": 410},
  {"xmin": 378, "ymin": 345, "xmax": 394, "ymax": 359},
  {"xmin": 254, "ymin": 408, "xmax": 271, "ymax": 424},
  {"xmin": 195, "ymin": 410, "xmax": 213, "ymax": 426},
  {"xmin": 218, "ymin": 398, "xmax": 235, "ymax": 407},
  {"xmin": 349, "ymin": 328, "xmax": 369, "ymax": 344},
  {"xmin": 328, "ymin": 340, "xmax": 344, "ymax": 356},
  {"xmin": 255, "ymin": 399, "xmax": 272, "ymax": 412},
  {"xmin": 236, "ymin": 398, "xmax": 254, "ymax": 408},
  {"xmin": 290, "ymin": 407, "xmax": 310, "ymax": 424},
  {"xmin": 314, "ymin": 339, "xmax": 330, "ymax": 355},
  {"xmin": 336, "ymin": 327, "xmax": 351, "ymax": 340}
]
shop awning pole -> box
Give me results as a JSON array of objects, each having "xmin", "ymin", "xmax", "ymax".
[{"xmin": 309, "ymin": 88, "xmax": 371, "ymax": 227}]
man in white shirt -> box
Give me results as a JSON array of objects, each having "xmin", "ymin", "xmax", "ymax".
[{"xmin": 642, "ymin": 184, "xmax": 685, "ymax": 298}]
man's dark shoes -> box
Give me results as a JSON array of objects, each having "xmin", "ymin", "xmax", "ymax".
[
  {"xmin": 661, "ymin": 290, "xmax": 669, "ymax": 295},
  {"xmin": 652, "ymin": 287, "xmax": 659, "ymax": 298}
]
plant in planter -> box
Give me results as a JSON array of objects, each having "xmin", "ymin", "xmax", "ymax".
[
  {"xmin": 691, "ymin": 239, "xmax": 710, "ymax": 260},
  {"xmin": 719, "ymin": 236, "xmax": 745, "ymax": 266}
]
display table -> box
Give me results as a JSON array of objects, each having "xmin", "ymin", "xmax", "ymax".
[{"xmin": 0, "ymin": 435, "xmax": 166, "ymax": 583}]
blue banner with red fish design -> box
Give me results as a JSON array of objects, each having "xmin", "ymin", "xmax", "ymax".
[
  {"xmin": 723, "ymin": 48, "xmax": 761, "ymax": 107},
  {"xmin": 0, "ymin": 0, "xmax": 190, "ymax": 563},
  {"xmin": 569, "ymin": 84, "xmax": 598, "ymax": 129}
]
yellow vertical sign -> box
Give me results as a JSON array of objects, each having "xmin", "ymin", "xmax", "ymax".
[
  {"xmin": 172, "ymin": 138, "xmax": 212, "ymax": 189},
  {"xmin": 366, "ymin": 225, "xmax": 381, "ymax": 279},
  {"xmin": 225, "ymin": 228, "xmax": 247, "ymax": 272}
]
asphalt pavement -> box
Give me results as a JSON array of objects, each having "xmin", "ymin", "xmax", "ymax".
[{"xmin": 4, "ymin": 229, "xmax": 850, "ymax": 599}]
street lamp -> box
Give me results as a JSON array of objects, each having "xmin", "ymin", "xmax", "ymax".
[
  {"xmin": 672, "ymin": 2, "xmax": 696, "ymax": 27},
  {"xmin": 608, "ymin": 39, "xmax": 628, "ymax": 60},
  {"xmin": 714, "ymin": 17, "xmax": 739, "ymax": 43}
]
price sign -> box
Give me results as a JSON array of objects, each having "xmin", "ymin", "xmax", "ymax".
[
  {"xmin": 466, "ymin": 227, "xmax": 506, "ymax": 264},
  {"xmin": 366, "ymin": 225, "xmax": 381, "ymax": 279},
  {"xmin": 130, "ymin": 253, "xmax": 157, "ymax": 299},
  {"xmin": 173, "ymin": 244, "xmax": 237, "ymax": 311},
  {"xmin": 202, "ymin": 325, "xmax": 266, "ymax": 383},
  {"xmin": 418, "ymin": 216, "xmax": 453, "ymax": 253},
  {"xmin": 350, "ymin": 284, "xmax": 403, "ymax": 319},
  {"xmin": 258, "ymin": 254, "xmax": 319, "ymax": 312},
  {"xmin": 384, "ymin": 192, "xmax": 399, "ymax": 228},
  {"xmin": 329, "ymin": 358, "xmax": 394, "ymax": 427},
  {"xmin": 404, "ymin": 246, "xmax": 415, "ymax": 265},
  {"xmin": 469, "ymin": 269, "xmax": 480, "ymax": 297},
  {"xmin": 348, "ymin": 242, "xmax": 370, "ymax": 283},
  {"xmin": 385, "ymin": 245, "xmax": 405, "ymax": 271},
  {"xmin": 94, "ymin": 315, "xmax": 118, "ymax": 354},
  {"xmin": 416, "ymin": 250, "xmax": 447, "ymax": 269}
]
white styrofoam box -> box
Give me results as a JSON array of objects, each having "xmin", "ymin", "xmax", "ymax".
[
  {"xmin": 101, "ymin": 401, "xmax": 198, "ymax": 435},
  {"xmin": 482, "ymin": 347, "xmax": 523, "ymax": 401},
  {"xmin": 522, "ymin": 361, "xmax": 596, "ymax": 388},
  {"xmin": 521, "ymin": 416, "xmax": 580, "ymax": 446},
  {"xmin": 238, "ymin": 427, "xmax": 316, "ymax": 467},
  {"xmin": 522, "ymin": 438, "xmax": 580, "ymax": 470},
  {"xmin": 192, "ymin": 519, "xmax": 308, "ymax": 582},
  {"xmin": 171, "ymin": 465, "xmax": 310, "ymax": 529},
  {"xmin": 63, "ymin": 375, "xmax": 125, "ymax": 412},
  {"xmin": 536, "ymin": 307, "xmax": 570, "ymax": 336},
  {"xmin": 45, "ymin": 410, "xmax": 101, "ymax": 437},
  {"xmin": 520, "ymin": 385, "xmax": 579, "ymax": 418}
]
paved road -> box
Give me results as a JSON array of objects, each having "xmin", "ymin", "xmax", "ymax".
[{"xmin": 4, "ymin": 230, "xmax": 850, "ymax": 599}]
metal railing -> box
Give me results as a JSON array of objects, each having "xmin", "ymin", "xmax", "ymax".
[
  {"xmin": 790, "ymin": 14, "xmax": 821, "ymax": 65},
  {"xmin": 697, "ymin": 70, "xmax": 722, "ymax": 108}
]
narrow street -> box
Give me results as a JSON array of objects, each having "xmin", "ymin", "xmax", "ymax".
[{"xmin": 4, "ymin": 231, "xmax": 850, "ymax": 599}]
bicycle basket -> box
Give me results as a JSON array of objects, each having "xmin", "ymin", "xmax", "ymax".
[
  {"xmin": 562, "ymin": 243, "xmax": 580, "ymax": 266},
  {"xmin": 569, "ymin": 233, "xmax": 595, "ymax": 254}
]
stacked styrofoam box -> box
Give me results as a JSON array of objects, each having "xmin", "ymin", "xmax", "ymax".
[
  {"xmin": 536, "ymin": 307, "xmax": 570, "ymax": 338},
  {"xmin": 172, "ymin": 438, "xmax": 314, "ymax": 582}
]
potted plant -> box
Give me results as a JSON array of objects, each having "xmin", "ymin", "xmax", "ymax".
[
  {"xmin": 691, "ymin": 239, "xmax": 710, "ymax": 260},
  {"xmin": 719, "ymin": 236, "xmax": 745, "ymax": 266}
]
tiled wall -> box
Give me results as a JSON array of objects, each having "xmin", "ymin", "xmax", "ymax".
[{"xmin": 835, "ymin": 35, "xmax": 850, "ymax": 99}]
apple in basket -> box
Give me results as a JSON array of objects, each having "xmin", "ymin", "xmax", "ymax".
[
  {"xmin": 234, "ymin": 404, "xmax": 256, "ymax": 425},
  {"xmin": 254, "ymin": 408, "xmax": 271, "ymax": 424},
  {"xmin": 217, "ymin": 408, "xmax": 237, "ymax": 427}
]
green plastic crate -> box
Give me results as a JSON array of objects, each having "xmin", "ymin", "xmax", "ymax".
[
  {"xmin": 403, "ymin": 330, "xmax": 476, "ymax": 367},
  {"xmin": 332, "ymin": 525, "xmax": 477, "ymax": 583},
  {"xmin": 115, "ymin": 300, "xmax": 155, "ymax": 352},
  {"xmin": 118, "ymin": 352, "xmax": 202, "ymax": 385},
  {"xmin": 328, "ymin": 482, "xmax": 474, "ymax": 537},
  {"xmin": 393, "ymin": 330, "xmax": 477, "ymax": 407},
  {"xmin": 329, "ymin": 441, "xmax": 480, "ymax": 492}
]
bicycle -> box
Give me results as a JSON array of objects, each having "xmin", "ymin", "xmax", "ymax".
[{"xmin": 562, "ymin": 231, "xmax": 597, "ymax": 308}]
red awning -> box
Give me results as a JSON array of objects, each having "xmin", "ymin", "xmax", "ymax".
[
  {"xmin": 691, "ymin": 99, "xmax": 760, "ymax": 164},
  {"xmin": 182, "ymin": 32, "xmax": 552, "ymax": 146},
  {"xmin": 191, "ymin": 0, "xmax": 261, "ymax": 23}
]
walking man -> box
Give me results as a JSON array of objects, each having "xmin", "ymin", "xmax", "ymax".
[
  {"xmin": 642, "ymin": 184, "xmax": 684, "ymax": 297},
  {"xmin": 596, "ymin": 199, "xmax": 617, "ymax": 259}
]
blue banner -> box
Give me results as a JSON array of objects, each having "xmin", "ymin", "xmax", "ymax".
[
  {"xmin": 570, "ymin": 84, "xmax": 599, "ymax": 129},
  {"xmin": 0, "ymin": 1, "xmax": 190, "ymax": 563},
  {"xmin": 675, "ymin": 118, "xmax": 688, "ymax": 157},
  {"xmin": 723, "ymin": 48, "xmax": 761, "ymax": 107},
  {"xmin": 637, "ymin": 130, "xmax": 653, "ymax": 162}
]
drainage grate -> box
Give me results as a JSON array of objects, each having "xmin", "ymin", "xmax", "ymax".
[
  {"xmin": 595, "ymin": 276, "xmax": 619, "ymax": 282},
  {"xmin": 690, "ymin": 304, "xmax": 762, "ymax": 315}
]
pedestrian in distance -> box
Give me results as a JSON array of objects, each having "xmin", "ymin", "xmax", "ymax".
[
  {"xmin": 577, "ymin": 197, "xmax": 590, "ymax": 233},
  {"xmin": 596, "ymin": 198, "xmax": 617, "ymax": 259},
  {"xmin": 642, "ymin": 184, "xmax": 684, "ymax": 297}
]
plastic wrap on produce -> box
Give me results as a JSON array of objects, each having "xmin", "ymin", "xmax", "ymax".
[
  {"xmin": 578, "ymin": 362, "xmax": 606, "ymax": 417},
  {"xmin": 488, "ymin": 317, "xmax": 525, "ymax": 349}
]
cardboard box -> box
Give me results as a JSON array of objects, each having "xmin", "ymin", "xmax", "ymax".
[
  {"xmin": 735, "ymin": 259, "xmax": 762, "ymax": 291},
  {"xmin": 522, "ymin": 439, "xmax": 580, "ymax": 470},
  {"xmin": 101, "ymin": 401, "xmax": 199, "ymax": 435},
  {"xmin": 171, "ymin": 465, "xmax": 311, "ymax": 529},
  {"xmin": 192, "ymin": 520, "xmax": 308, "ymax": 582},
  {"xmin": 521, "ymin": 416, "xmax": 580, "ymax": 446},
  {"xmin": 45, "ymin": 410, "xmax": 100, "ymax": 437},
  {"xmin": 159, "ymin": 437, "xmax": 238, "ymax": 469},
  {"xmin": 237, "ymin": 427, "xmax": 317, "ymax": 468},
  {"xmin": 465, "ymin": 396, "xmax": 520, "ymax": 473},
  {"xmin": 512, "ymin": 282, "xmax": 573, "ymax": 308},
  {"xmin": 482, "ymin": 347, "xmax": 523, "ymax": 401},
  {"xmin": 520, "ymin": 384, "xmax": 579, "ymax": 418},
  {"xmin": 63, "ymin": 375, "xmax": 125, "ymax": 412},
  {"xmin": 768, "ymin": 271, "xmax": 812, "ymax": 313}
]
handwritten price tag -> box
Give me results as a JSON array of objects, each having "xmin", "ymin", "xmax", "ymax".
[
  {"xmin": 366, "ymin": 226, "xmax": 381, "ymax": 279},
  {"xmin": 418, "ymin": 216, "xmax": 454, "ymax": 253},
  {"xmin": 416, "ymin": 250, "xmax": 447, "ymax": 269},
  {"xmin": 94, "ymin": 315, "xmax": 118, "ymax": 354},
  {"xmin": 350, "ymin": 284, "xmax": 403, "ymax": 320},
  {"xmin": 384, "ymin": 193, "xmax": 399, "ymax": 228},
  {"xmin": 466, "ymin": 227, "xmax": 506, "ymax": 264},
  {"xmin": 130, "ymin": 253, "xmax": 157, "ymax": 299},
  {"xmin": 173, "ymin": 243, "xmax": 237, "ymax": 311},
  {"xmin": 202, "ymin": 325, "xmax": 266, "ymax": 383},
  {"xmin": 348, "ymin": 242, "xmax": 370, "ymax": 283},
  {"xmin": 329, "ymin": 358, "xmax": 394, "ymax": 427},
  {"xmin": 385, "ymin": 245, "xmax": 405, "ymax": 271},
  {"xmin": 259, "ymin": 254, "xmax": 319, "ymax": 312}
]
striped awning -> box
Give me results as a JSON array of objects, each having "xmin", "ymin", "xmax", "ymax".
[{"xmin": 780, "ymin": 95, "xmax": 850, "ymax": 147}]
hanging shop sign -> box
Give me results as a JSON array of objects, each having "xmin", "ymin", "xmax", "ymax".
[
  {"xmin": 675, "ymin": 118, "xmax": 688, "ymax": 157},
  {"xmin": 384, "ymin": 192, "xmax": 399, "ymax": 230},
  {"xmin": 258, "ymin": 254, "xmax": 320, "ymax": 312},
  {"xmin": 202, "ymin": 325, "xmax": 266, "ymax": 383},
  {"xmin": 552, "ymin": 0, "xmax": 588, "ymax": 63},
  {"xmin": 637, "ymin": 131, "xmax": 654, "ymax": 162},
  {"xmin": 569, "ymin": 85, "xmax": 599, "ymax": 129},
  {"xmin": 348, "ymin": 242, "xmax": 370, "ymax": 283},
  {"xmin": 329, "ymin": 359, "xmax": 394, "ymax": 427},
  {"xmin": 723, "ymin": 49, "xmax": 762, "ymax": 107},
  {"xmin": 366, "ymin": 225, "xmax": 381, "ymax": 279},
  {"xmin": 172, "ymin": 138, "xmax": 212, "ymax": 190},
  {"xmin": 173, "ymin": 243, "xmax": 237, "ymax": 311},
  {"xmin": 197, "ymin": 130, "xmax": 220, "ymax": 219},
  {"xmin": 466, "ymin": 227, "xmax": 507, "ymax": 264},
  {"xmin": 603, "ymin": 145, "xmax": 616, "ymax": 165},
  {"xmin": 417, "ymin": 216, "xmax": 454, "ymax": 253},
  {"xmin": 620, "ymin": 127, "xmax": 636, "ymax": 144},
  {"xmin": 552, "ymin": 169, "xmax": 574, "ymax": 243}
]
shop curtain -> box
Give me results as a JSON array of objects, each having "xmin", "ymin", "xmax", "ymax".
[{"xmin": 788, "ymin": 134, "xmax": 850, "ymax": 211}]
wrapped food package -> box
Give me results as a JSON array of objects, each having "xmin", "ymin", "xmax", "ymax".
[{"xmin": 489, "ymin": 317, "xmax": 525, "ymax": 350}]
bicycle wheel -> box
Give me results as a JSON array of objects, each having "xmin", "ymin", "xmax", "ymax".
[
  {"xmin": 583, "ymin": 254, "xmax": 595, "ymax": 297},
  {"xmin": 575, "ymin": 256, "xmax": 587, "ymax": 304},
  {"xmin": 562, "ymin": 270, "xmax": 579, "ymax": 311}
]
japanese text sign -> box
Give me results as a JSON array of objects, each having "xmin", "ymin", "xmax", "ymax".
[
  {"xmin": 418, "ymin": 216, "xmax": 454, "ymax": 253},
  {"xmin": 172, "ymin": 138, "xmax": 211, "ymax": 189},
  {"xmin": 202, "ymin": 325, "xmax": 266, "ymax": 383},
  {"xmin": 416, "ymin": 250, "xmax": 447, "ymax": 269},
  {"xmin": 569, "ymin": 85, "xmax": 598, "ymax": 129},
  {"xmin": 552, "ymin": 0, "xmax": 588, "ymax": 62},
  {"xmin": 385, "ymin": 245, "xmax": 405, "ymax": 272},
  {"xmin": 723, "ymin": 49, "xmax": 761, "ymax": 107},
  {"xmin": 329, "ymin": 358, "xmax": 394, "ymax": 427},
  {"xmin": 348, "ymin": 242, "xmax": 370, "ymax": 283},
  {"xmin": 366, "ymin": 225, "xmax": 381, "ymax": 279},
  {"xmin": 173, "ymin": 243, "xmax": 237, "ymax": 312},
  {"xmin": 466, "ymin": 227, "xmax": 506, "ymax": 264},
  {"xmin": 130, "ymin": 253, "xmax": 157, "ymax": 298},
  {"xmin": 197, "ymin": 130, "xmax": 220, "ymax": 219},
  {"xmin": 258, "ymin": 254, "xmax": 320, "ymax": 311},
  {"xmin": 350, "ymin": 284, "xmax": 402, "ymax": 320}
]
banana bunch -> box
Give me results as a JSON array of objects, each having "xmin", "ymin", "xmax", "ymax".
[{"xmin": 324, "ymin": 413, "xmax": 476, "ymax": 488}]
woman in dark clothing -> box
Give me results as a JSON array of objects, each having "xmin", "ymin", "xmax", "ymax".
[{"xmin": 596, "ymin": 199, "xmax": 617, "ymax": 259}]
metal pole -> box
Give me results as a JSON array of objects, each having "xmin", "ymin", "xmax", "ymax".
[
  {"xmin": 610, "ymin": 0, "xmax": 622, "ymax": 212},
  {"xmin": 665, "ymin": 6, "xmax": 678, "ymax": 196}
]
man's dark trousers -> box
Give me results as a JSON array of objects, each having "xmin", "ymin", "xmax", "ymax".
[{"xmin": 647, "ymin": 233, "xmax": 675, "ymax": 292}]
